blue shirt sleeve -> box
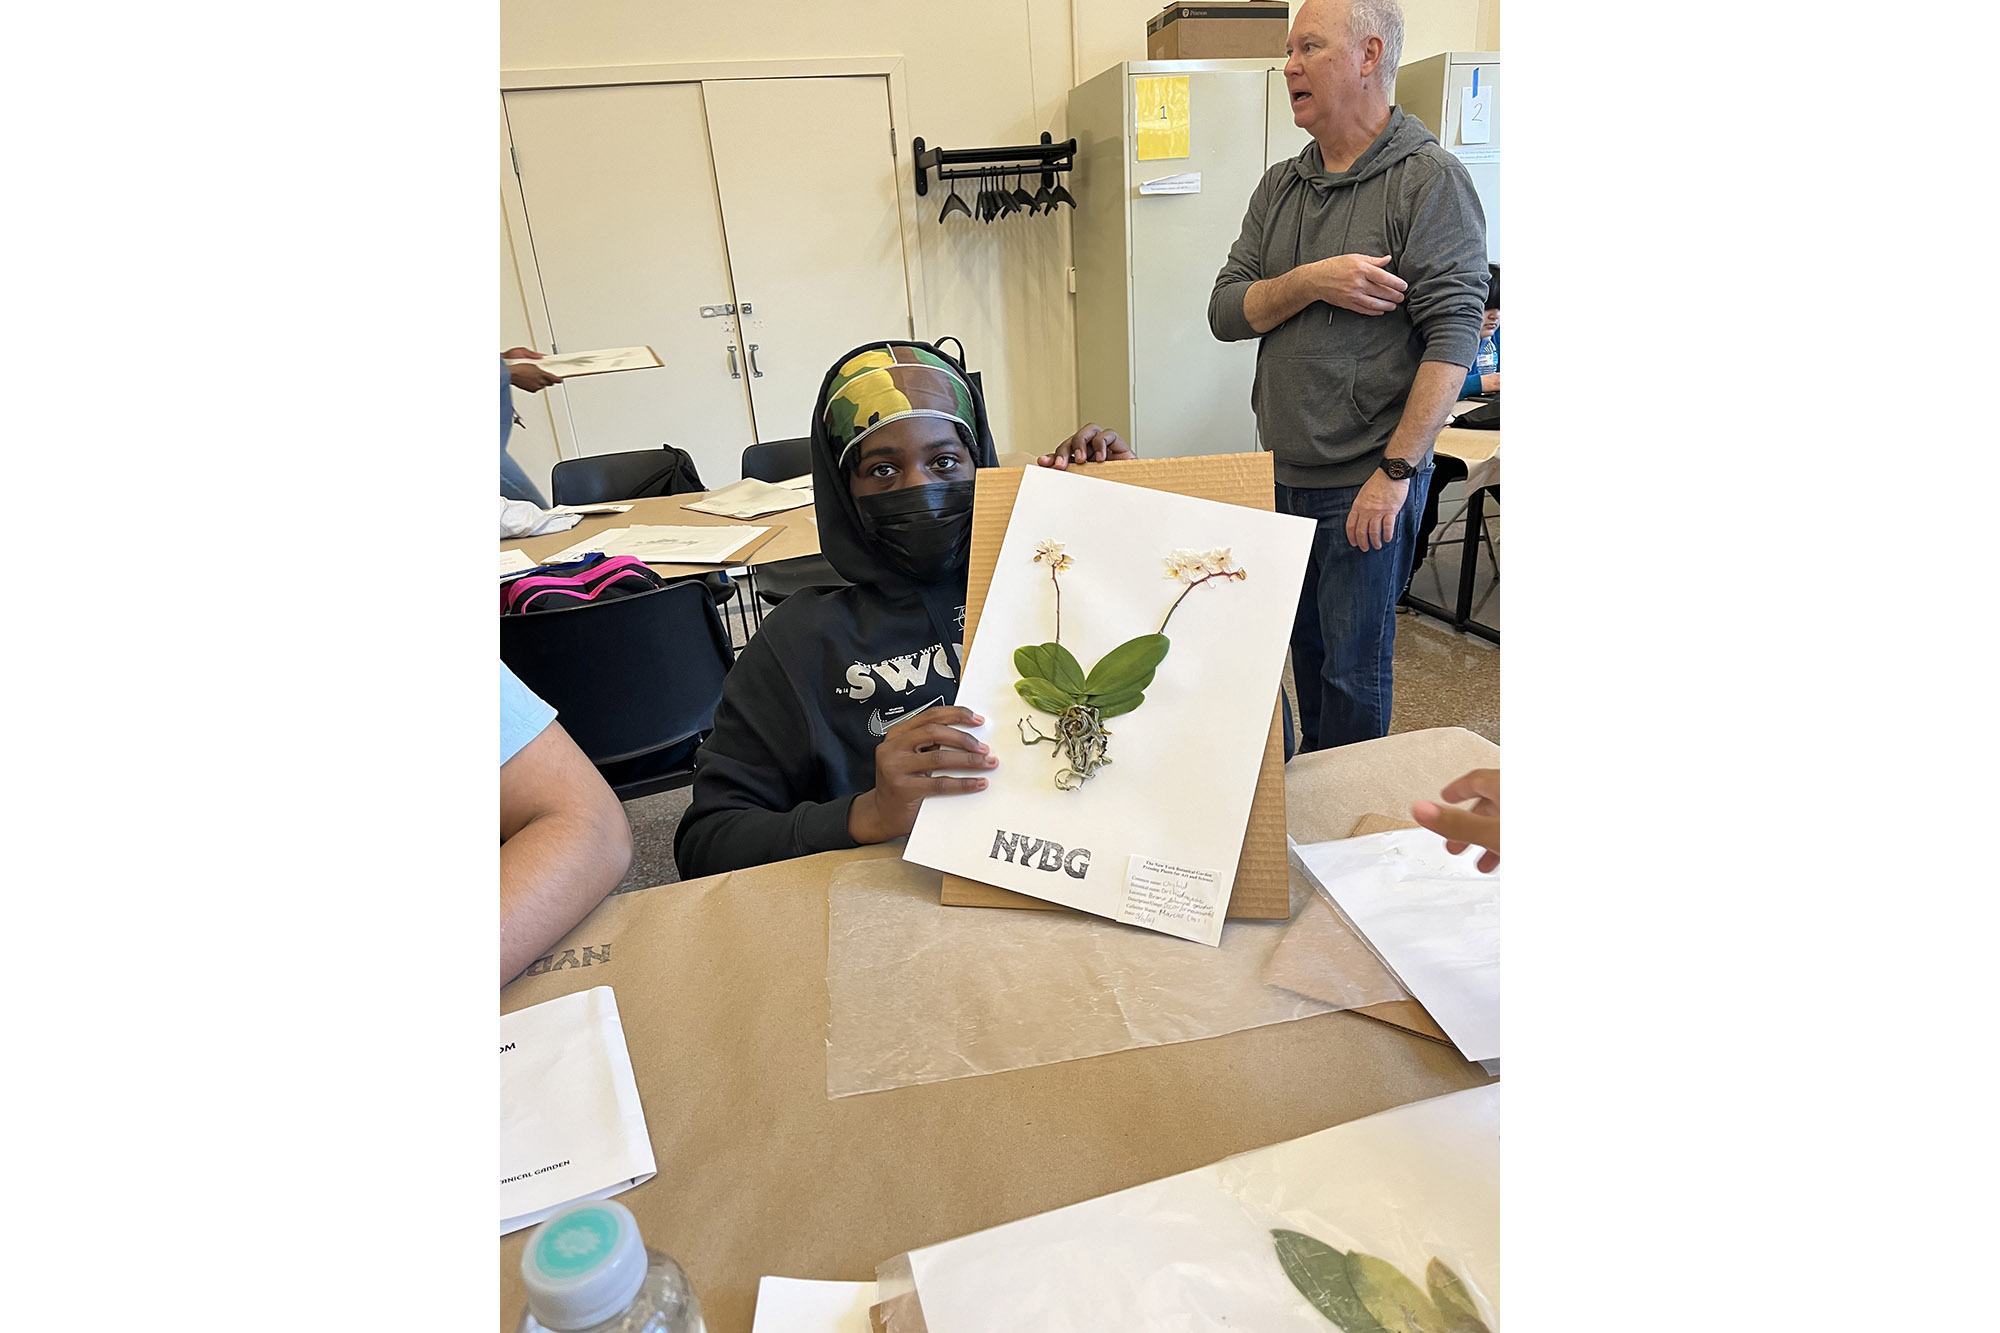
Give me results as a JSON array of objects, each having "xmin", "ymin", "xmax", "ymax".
[{"xmin": 501, "ymin": 662, "xmax": 558, "ymax": 766}]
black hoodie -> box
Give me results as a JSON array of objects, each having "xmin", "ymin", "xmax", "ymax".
[{"xmin": 673, "ymin": 343, "xmax": 1000, "ymax": 880}]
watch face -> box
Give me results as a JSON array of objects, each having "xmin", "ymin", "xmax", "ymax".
[{"xmin": 1382, "ymin": 458, "xmax": 1415, "ymax": 480}]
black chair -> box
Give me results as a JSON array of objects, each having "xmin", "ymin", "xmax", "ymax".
[
  {"xmin": 550, "ymin": 445, "xmax": 742, "ymax": 636},
  {"xmin": 738, "ymin": 437, "xmax": 848, "ymax": 610},
  {"xmin": 740, "ymin": 437, "xmax": 813, "ymax": 484},
  {"xmin": 500, "ymin": 579, "xmax": 735, "ymax": 801}
]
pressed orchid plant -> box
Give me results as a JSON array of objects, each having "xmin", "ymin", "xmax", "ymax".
[{"xmin": 1014, "ymin": 542, "xmax": 1248, "ymax": 790}]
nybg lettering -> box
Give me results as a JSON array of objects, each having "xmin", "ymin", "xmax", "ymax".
[
  {"xmin": 989, "ymin": 828, "xmax": 1091, "ymax": 879},
  {"xmin": 522, "ymin": 942, "xmax": 611, "ymax": 978}
]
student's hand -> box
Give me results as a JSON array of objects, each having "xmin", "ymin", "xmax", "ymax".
[
  {"xmin": 1039, "ymin": 423, "xmax": 1135, "ymax": 470},
  {"xmin": 1480, "ymin": 373, "xmax": 1501, "ymax": 394},
  {"xmin": 848, "ymin": 706, "xmax": 995, "ymax": 844},
  {"xmin": 1345, "ymin": 470, "xmax": 1410, "ymax": 551},
  {"xmin": 1309, "ymin": 254, "xmax": 1407, "ymax": 315},
  {"xmin": 1411, "ymin": 768, "xmax": 1500, "ymax": 872},
  {"xmin": 507, "ymin": 351, "xmax": 563, "ymax": 394}
]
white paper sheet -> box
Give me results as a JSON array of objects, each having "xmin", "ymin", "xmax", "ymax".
[
  {"xmin": 1139, "ymin": 171, "xmax": 1202, "ymax": 195},
  {"xmin": 500, "ymin": 986, "xmax": 656, "ymax": 1235},
  {"xmin": 545, "ymin": 503, "xmax": 636, "ymax": 517},
  {"xmin": 751, "ymin": 1277, "xmax": 878, "ymax": 1332},
  {"xmin": 681, "ymin": 477, "xmax": 815, "ymax": 520},
  {"xmin": 500, "ymin": 549, "xmax": 538, "ymax": 578},
  {"xmin": 506, "ymin": 346, "xmax": 662, "ymax": 377},
  {"xmin": 901, "ymin": 1086, "xmax": 1498, "ymax": 1332},
  {"xmin": 1458, "ymin": 85, "xmax": 1491, "ymax": 144},
  {"xmin": 903, "ymin": 467, "xmax": 1314, "ymax": 945},
  {"xmin": 544, "ymin": 524, "xmax": 770, "ymax": 566},
  {"xmin": 1290, "ymin": 829, "xmax": 1500, "ymax": 1063},
  {"xmin": 777, "ymin": 472, "xmax": 815, "ymax": 491}
]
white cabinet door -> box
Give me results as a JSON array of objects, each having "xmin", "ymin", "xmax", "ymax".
[
  {"xmin": 1266, "ymin": 68, "xmax": 1313, "ymax": 168},
  {"xmin": 701, "ymin": 77, "xmax": 912, "ymax": 445},
  {"xmin": 503, "ymin": 84, "xmax": 757, "ymax": 489},
  {"xmin": 1128, "ymin": 69, "xmax": 1269, "ymax": 458}
]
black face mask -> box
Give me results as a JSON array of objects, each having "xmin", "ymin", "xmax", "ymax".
[{"xmin": 854, "ymin": 480, "xmax": 976, "ymax": 582}]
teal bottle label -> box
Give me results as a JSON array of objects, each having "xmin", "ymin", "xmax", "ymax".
[{"xmin": 534, "ymin": 1207, "xmax": 621, "ymax": 1279}]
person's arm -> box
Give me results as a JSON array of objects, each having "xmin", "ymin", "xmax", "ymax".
[
  {"xmin": 500, "ymin": 720, "xmax": 632, "ymax": 986},
  {"xmin": 672, "ymin": 637, "xmax": 864, "ymax": 879},
  {"xmin": 1038, "ymin": 423, "xmax": 1137, "ymax": 470},
  {"xmin": 1460, "ymin": 366, "xmax": 1483, "ymax": 399},
  {"xmin": 1343, "ymin": 159, "xmax": 1490, "ymax": 551},
  {"xmin": 1411, "ymin": 768, "xmax": 1499, "ymax": 872},
  {"xmin": 1210, "ymin": 169, "xmax": 1408, "ymax": 339}
]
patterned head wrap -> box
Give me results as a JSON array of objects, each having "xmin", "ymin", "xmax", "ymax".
[{"xmin": 823, "ymin": 345, "xmax": 978, "ymax": 468}]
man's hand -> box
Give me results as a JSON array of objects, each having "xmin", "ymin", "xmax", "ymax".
[
  {"xmin": 1308, "ymin": 254, "xmax": 1407, "ymax": 315},
  {"xmin": 504, "ymin": 348, "xmax": 563, "ymax": 394},
  {"xmin": 848, "ymin": 705, "xmax": 994, "ymax": 844},
  {"xmin": 1345, "ymin": 470, "xmax": 1411, "ymax": 551},
  {"xmin": 1039, "ymin": 423, "xmax": 1135, "ymax": 470},
  {"xmin": 1411, "ymin": 768, "xmax": 1500, "ymax": 872},
  {"xmin": 1479, "ymin": 372, "xmax": 1501, "ymax": 394}
]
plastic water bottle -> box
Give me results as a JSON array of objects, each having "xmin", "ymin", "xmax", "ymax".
[{"xmin": 517, "ymin": 1200, "xmax": 705, "ymax": 1333}]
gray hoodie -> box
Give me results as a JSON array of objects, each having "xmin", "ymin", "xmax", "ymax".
[{"xmin": 1210, "ymin": 108, "xmax": 1488, "ymax": 489}]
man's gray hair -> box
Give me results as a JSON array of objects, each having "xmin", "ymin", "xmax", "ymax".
[{"xmin": 1345, "ymin": 0, "xmax": 1405, "ymax": 90}]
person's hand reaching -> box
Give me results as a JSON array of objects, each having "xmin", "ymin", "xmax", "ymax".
[
  {"xmin": 1038, "ymin": 423, "xmax": 1135, "ymax": 470},
  {"xmin": 1411, "ymin": 767, "xmax": 1499, "ymax": 872}
]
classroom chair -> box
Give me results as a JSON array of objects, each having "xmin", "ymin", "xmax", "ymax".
[{"xmin": 738, "ymin": 437, "xmax": 848, "ymax": 610}]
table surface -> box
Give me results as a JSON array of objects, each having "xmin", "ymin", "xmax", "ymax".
[
  {"xmin": 497, "ymin": 726, "xmax": 1499, "ymax": 1333},
  {"xmin": 502, "ymin": 490, "xmax": 824, "ymax": 579},
  {"xmin": 1436, "ymin": 398, "xmax": 1501, "ymax": 466}
]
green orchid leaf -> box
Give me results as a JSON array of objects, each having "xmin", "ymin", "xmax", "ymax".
[
  {"xmin": 1272, "ymin": 1231, "xmax": 1386, "ymax": 1333},
  {"xmin": 1346, "ymin": 1253, "xmax": 1449, "ymax": 1333},
  {"xmin": 1082, "ymin": 633, "xmax": 1171, "ymax": 698},
  {"xmin": 1424, "ymin": 1259, "xmax": 1491, "ymax": 1333},
  {"xmin": 1016, "ymin": 643, "xmax": 1087, "ymax": 695},
  {"xmin": 1015, "ymin": 644, "xmax": 1055, "ymax": 681},
  {"xmin": 1089, "ymin": 688, "xmax": 1145, "ymax": 720},
  {"xmin": 1014, "ymin": 677, "xmax": 1077, "ymax": 715}
]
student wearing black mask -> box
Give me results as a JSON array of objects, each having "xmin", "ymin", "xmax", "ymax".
[{"xmin": 674, "ymin": 341, "xmax": 1132, "ymax": 878}]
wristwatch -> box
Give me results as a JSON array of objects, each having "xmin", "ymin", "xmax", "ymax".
[{"xmin": 1378, "ymin": 457, "xmax": 1418, "ymax": 481}]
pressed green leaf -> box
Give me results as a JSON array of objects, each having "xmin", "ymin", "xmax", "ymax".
[
  {"xmin": 1424, "ymin": 1259, "xmax": 1491, "ymax": 1333},
  {"xmin": 1015, "ymin": 644, "xmax": 1055, "ymax": 681},
  {"xmin": 1016, "ymin": 643, "xmax": 1087, "ymax": 695},
  {"xmin": 1346, "ymin": 1253, "xmax": 1449, "ymax": 1333},
  {"xmin": 1272, "ymin": 1230, "xmax": 1386, "ymax": 1333},
  {"xmin": 1082, "ymin": 633, "xmax": 1171, "ymax": 697},
  {"xmin": 1090, "ymin": 688, "xmax": 1145, "ymax": 719},
  {"xmin": 1014, "ymin": 677, "xmax": 1076, "ymax": 715}
]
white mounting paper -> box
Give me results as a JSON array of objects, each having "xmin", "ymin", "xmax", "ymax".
[
  {"xmin": 506, "ymin": 346, "xmax": 662, "ymax": 377},
  {"xmin": 500, "ymin": 986, "xmax": 656, "ymax": 1235},
  {"xmin": 751, "ymin": 1277, "xmax": 878, "ymax": 1332},
  {"xmin": 681, "ymin": 477, "xmax": 815, "ymax": 520},
  {"xmin": 500, "ymin": 548, "xmax": 537, "ymax": 578},
  {"xmin": 902, "ymin": 467, "xmax": 1314, "ymax": 946},
  {"xmin": 1290, "ymin": 828, "xmax": 1500, "ymax": 1063},
  {"xmin": 545, "ymin": 524, "xmax": 769, "ymax": 566},
  {"xmin": 901, "ymin": 1085, "xmax": 1499, "ymax": 1332}
]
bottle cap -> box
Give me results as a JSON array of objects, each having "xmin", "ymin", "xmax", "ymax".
[{"xmin": 520, "ymin": 1200, "xmax": 648, "ymax": 1331}]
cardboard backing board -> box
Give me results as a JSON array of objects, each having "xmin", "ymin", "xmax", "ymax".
[
  {"xmin": 938, "ymin": 455, "xmax": 1290, "ymax": 921},
  {"xmin": 1146, "ymin": 2, "xmax": 1289, "ymax": 59}
]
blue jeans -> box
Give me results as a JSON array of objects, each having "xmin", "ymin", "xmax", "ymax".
[{"xmin": 1278, "ymin": 467, "xmax": 1433, "ymax": 752}]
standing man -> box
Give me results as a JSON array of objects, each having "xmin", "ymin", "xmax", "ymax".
[{"xmin": 1209, "ymin": 0, "xmax": 1488, "ymax": 750}]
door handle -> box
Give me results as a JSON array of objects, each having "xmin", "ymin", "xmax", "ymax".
[
  {"xmin": 748, "ymin": 344, "xmax": 764, "ymax": 378},
  {"xmin": 726, "ymin": 345, "xmax": 742, "ymax": 379}
]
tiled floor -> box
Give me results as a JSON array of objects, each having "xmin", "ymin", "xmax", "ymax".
[{"xmin": 615, "ymin": 548, "xmax": 1499, "ymax": 893}]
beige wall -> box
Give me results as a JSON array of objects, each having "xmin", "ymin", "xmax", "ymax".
[{"xmin": 501, "ymin": 0, "xmax": 1489, "ymax": 460}]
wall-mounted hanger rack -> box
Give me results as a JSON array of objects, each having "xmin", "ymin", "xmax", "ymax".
[{"xmin": 912, "ymin": 130, "xmax": 1077, "ymax": 198}]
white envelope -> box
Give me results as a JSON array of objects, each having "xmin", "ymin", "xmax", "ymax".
[{"xmin": 500, "ymin": 986, "xmax": 656, "ymax": 1235}]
